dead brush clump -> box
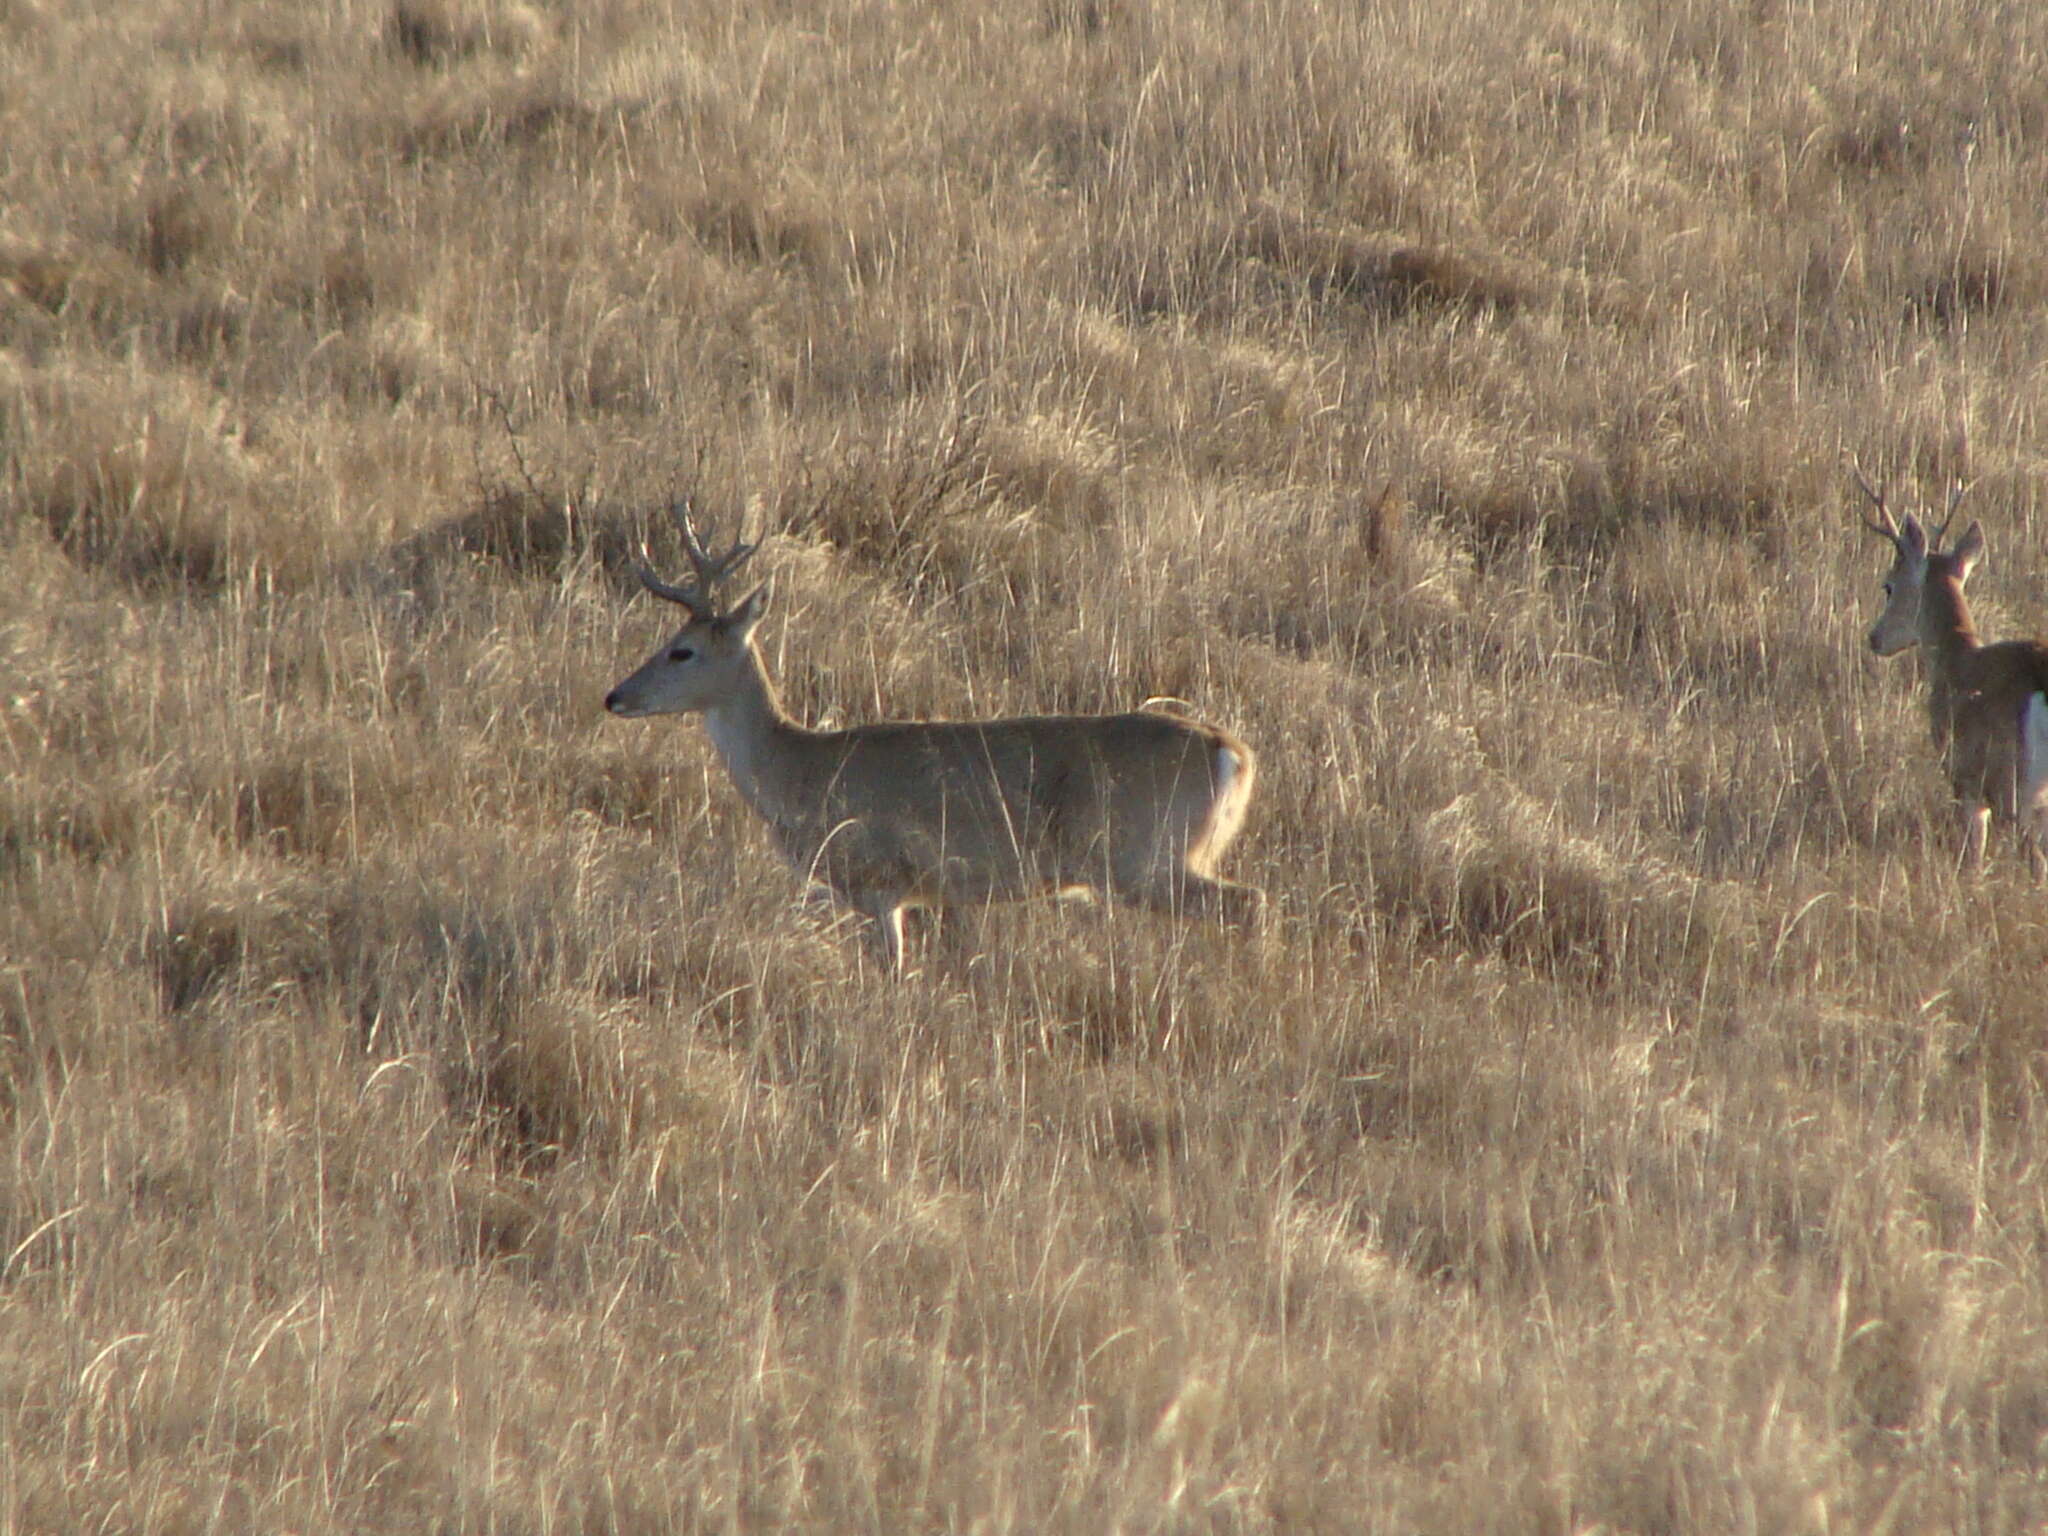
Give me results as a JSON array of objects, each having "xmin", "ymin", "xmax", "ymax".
[
  {"xmin": 268, "ymin": 228, "xmax": 411, "ymax": 330},
  {"xmin": 386, "ymin": 0, "xmax": 547, "ymax": 69},
  {"xmin": 687, "ymin": 171, "xmax": 888, "ymax": 288},
  {"xmin": 1238, "ymin": 202, "xmax": 1539, "ymax": 317},
  {"xmin": 1214, "ymin": 483, "xmax": 1469, "ymax": 663},
  {"xmin": 0, "ymin": 774, "xmax": 146, "ymax": 875},
  {"xmin": 0, "ymin": 362, "xmax": 316, "ymax": 590},
  {"xmin": 1601, "ymin": 518, "xmax": 1770, "ymax": 696},
  {"xmin": 380, "ymin": 482, "xmax": 642, "ymax": 591},
  {"xmin": 780, "ymin": 412, "xmax": 1005, "ymax": 602},
  {"xmin": 123, "ymin": 185, "xmax": 227, "ymax": 277},
  {"xmin": 396, "ymin": 72, "xmax": 614, "ymax": 161},
  {"xmin": 189, "ymin": 720, "xmax": 423, "ymax": 861},
  {"xmin": 1374, "ymin": 776, "xmax": 1753, "ymax": 990}
]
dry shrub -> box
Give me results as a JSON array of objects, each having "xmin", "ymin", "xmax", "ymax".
[
  {"xmin": 781, "ymin": 412, "xmax": 1002, "ymax": 601},
  {"xmin": 1379, "ymin": 779, "xmax": 1749, "ymax": 987},
  {"xmin": 976, "ymin": 411, "xmax": 1121, "ymax": 531},
  {"xmin": 128, "ymin": 185, "xmax": 224, "ymax": 276},
  {"xmin": 688, "ymin": 172, "xmax": 886, "ymax": 286},
  {"xmin": 203, "ymin": 725, "xmax": 420, "ymax": 861},
  {"xmin": 1239, "ymin": 202, "xmax": 1538, "ymax": 316},
  {"xmin": 1909, "ymin": 248, "xmax": 2046, "ymax": 324},
  {"xmin": 381, "ymin": 484, "xmax": 640, "ymax": 589},
  {"xmin": 387, "ymin": 0, "xmax": 547, "ymax": 68},
  {"xmin": 1215, "ymin": 483, "xmax": 1469, "ymax": 662},
  {"xmin": 1603, "ymin": 518, "xmax": 1768, "ymax": 690},
  {"xmin": 0, "ymin": 773, "xmax": 147, "ymax": 873},
  {"xmin": 398, "ymin": 75, "xmax": 613, "ymax": 159},
  {"xmin": 3, "ymin": 363, "xmax": 281, "ymax": 590}
]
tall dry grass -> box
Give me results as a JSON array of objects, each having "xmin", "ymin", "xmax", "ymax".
[{"xmin": 6, "ymin": 0, "xmax": 2048, "ymax": 1528}]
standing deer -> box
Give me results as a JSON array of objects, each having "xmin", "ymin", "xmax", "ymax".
[
  {"xmin": 604, "ymin": 506, "xmax": 1264, "ymax": 971},
  {"xmin": 1857, "ymin": 470, "xmax": 2048, "ymax": 871}
]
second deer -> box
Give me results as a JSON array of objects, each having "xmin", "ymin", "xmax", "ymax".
[
  {"xmin": 604, "ymin": 507, "xmax": 1265, "ymax": 972},
  {"xmin": 1857, "ymin": 470, "xmax": 2048, "ymax": 871}
]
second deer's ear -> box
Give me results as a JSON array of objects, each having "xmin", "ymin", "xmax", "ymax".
[
  {"xmin": 1950, "ymin": 521, "xmax": 1986, "ymax": 580},
  {"xmin": 727, "ymin": 582, "xmax": 771, "ymax": 638}
]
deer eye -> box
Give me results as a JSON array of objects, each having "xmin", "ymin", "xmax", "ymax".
[
  {"xmin": 668, "ymin": 646, "xmax": 695, "ymax": 663},
  {"xmin": 1882, "ymin": 580, "xmax": 1894, "ymax": 597}
]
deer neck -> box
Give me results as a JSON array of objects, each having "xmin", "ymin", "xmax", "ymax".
[
  {"xmin": 699, "ymin": 646, "xmax": 812, "ymax": 822},
  {"xmin": 1916, "ymin": 568, "xmax": 1982, "ymax": 741},
  {"xmin": 1918, "ymin": 568, "xmax": 1981, "ymax": 673}
]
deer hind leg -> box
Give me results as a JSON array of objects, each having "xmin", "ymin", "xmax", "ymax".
[
  {"xmin": 1107, "ymin": 865, "xmax": 1266, "ymax": 928},
  {"xmin": 857, "ymin": 892, "xmax": 910, "ymax": 976},
  {"xmin": 1104, "ymin": 743, "xmax": 1262, "ymax": 921},
  {"xmin": 1177, "ymin": 872, "xmax": 1268, "ymax": 929},
  {"xmin": 1960, "ymin": 799, "xmax": 1992, "ymax": 871},
  {"xmin": 1104, "ymin": 828, "xmax": 1266, "ymax": 929}
]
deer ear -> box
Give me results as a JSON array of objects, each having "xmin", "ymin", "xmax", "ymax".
[
  {"xmin": 727, "ymin": 582, "xmax": 771, "ymax": 638},
  {"xmin": 1898, "ymin": 514, "xmax": 1928, "ymax": 559},
  {"xmin": 1950, "ymin": 521, "xmax": 1986, "ymax": 580}
]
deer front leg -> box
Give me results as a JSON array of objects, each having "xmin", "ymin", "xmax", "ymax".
[
  {"xmin": 860, "ymin": 892, "xmax": 909, "ymax": 976},
  {"xmin": 1960, "ymin": 799, "xmax": 1991, "ymax": 870}
]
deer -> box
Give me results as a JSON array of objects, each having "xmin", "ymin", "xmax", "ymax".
[
  {"xmin": 604, "ymin": 506, "xmax": 1265, "ymax": 972},
  {"xmin": 1856, "ymin": 468, "xmax": 2048, "ymax": 873}
]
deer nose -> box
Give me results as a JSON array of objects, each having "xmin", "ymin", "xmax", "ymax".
[{"xmin": 604, "ymin": 689, "xmax": 622, "ymax": 712}]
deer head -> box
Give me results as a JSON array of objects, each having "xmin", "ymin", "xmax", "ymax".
[
  {"xmin": 605, "ymin": 503, "xmax": 769, "ymax": 718},
  {"xmin": 1855, "ymin": 469, "xmax": 1977, "ymax": 657}
]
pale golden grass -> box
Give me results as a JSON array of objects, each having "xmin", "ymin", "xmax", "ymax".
[{"xmin": 6, "ymin": 0, "xmax": 2048, "ymax": 1528}]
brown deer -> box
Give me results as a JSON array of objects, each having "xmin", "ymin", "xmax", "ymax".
[
  {"xmin": 605, "ymin": 507, "xmax": 1264, "ymax": 971},
  {"xmin": 1857, "ymin": 470, "xmax": 2048, "ymax": 871}
]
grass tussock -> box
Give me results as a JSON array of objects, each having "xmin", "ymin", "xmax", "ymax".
[{"xmin": 8, "ymin": 0, "xmax": 2048, "ymax": 1529}]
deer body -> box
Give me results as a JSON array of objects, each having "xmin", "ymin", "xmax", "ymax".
[
  {"xmin": 1860, "ymin": 476, "xmax": 2048, "ymax": 869},
  {"xmin": 606, "ymin": 512, "xmax": 1261, "ymax": 970}
]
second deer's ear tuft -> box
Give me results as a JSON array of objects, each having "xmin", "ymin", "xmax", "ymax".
[
  {"xmin": 1950, "ymin": 521, "xmax": 1987, "ymax": 580},
  {"xmin": 727, "ymin": 582, "xmax": 771, "ymax": 637}
]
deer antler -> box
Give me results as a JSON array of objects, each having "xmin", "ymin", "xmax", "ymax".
[
  {"xmin": 1928, "ymin": 480, "xmax": 1970, "ymax": 551},
  {"xmin": 635, "ymin": 500, "xmax": 759, "ymax": 615},
  {"xmin": 1851, "ymin": 464, "xmax": 1903, "ymax": 547}
]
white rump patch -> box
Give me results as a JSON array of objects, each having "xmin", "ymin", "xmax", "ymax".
[
  {"xmin": 1213, "ymin": 744, "xmax": 1240, "ymax": 803},
  {"xmin": 2023, "ymin": 692, "xmax": 2048, "ymax": 810}
]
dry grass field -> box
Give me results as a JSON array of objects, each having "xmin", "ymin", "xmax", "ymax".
[{"xmin": 6, "ymin": 0, "xmax": 2048, "ymax": 1528}]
